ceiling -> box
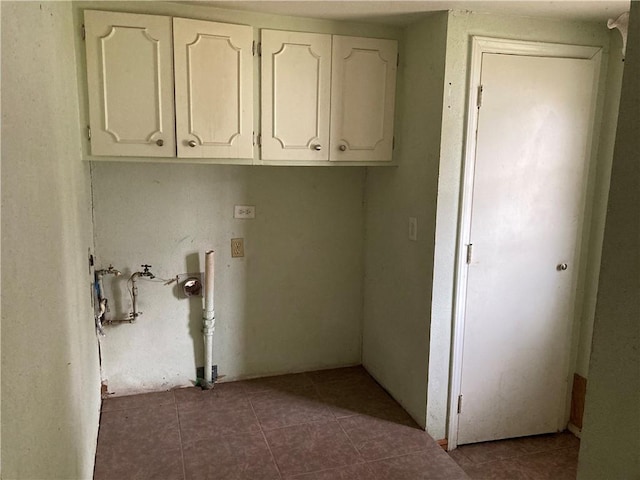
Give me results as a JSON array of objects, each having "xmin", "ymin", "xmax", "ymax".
[{"xmin": 197, "ymin": 0, "xmax": 629, "ymax": 26}]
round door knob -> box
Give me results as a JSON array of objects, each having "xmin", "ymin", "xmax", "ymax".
[
  {"xmin": 188, "ymin": 140, "xmax": 197, "ymax": 148},
  {"xmin": 339, "ymin": 144, "xmax": 347, "ymax": 152},
  {"xmin": 156, "ymin": 139, "xmax": 164, "ymax": 147},
  {"xmin": 557, "ymin": 263, "xmax": 568, "ymax": 271},
  {"xmin": 311, "ymin": 144, "xmax": 322, "ymax": 151}
]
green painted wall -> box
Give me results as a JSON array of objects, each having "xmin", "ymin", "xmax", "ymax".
[
  {"xmin": 1, "ymin": 2, "xmax": 101, "ymax": 478},
  {"xmin": 574, "ymin": 29, "xmax": 625, "ymax": 380},
  {"xmin": 363, "ymin": 12, "xmax": 449, "ymax": 428},
  {"xmin": 578, "ymin": 4, "xmax": 640, "ymax": 478}
]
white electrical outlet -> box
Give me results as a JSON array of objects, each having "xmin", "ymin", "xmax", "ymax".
[
  {"xmin": 234, "ymin": 205, "xmax": 256, "ymax": 219},
  {"xmin": 231, "ymin": 238, "xmax": 244, "ymax": 257},
  {"xmin": 409, "ymin": 217, "xmax": 418, "ymax": 241}
]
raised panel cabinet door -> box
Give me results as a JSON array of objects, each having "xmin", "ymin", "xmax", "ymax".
[
  {"xmin": 173, "ymin": 18, "xmax": 253, "ymax": 159},
  {"xmin": 261, "ymin": 30, "xmax": 331, "ymax": 161},
  {"xmin": 330, "ymin": 36, "xmax": 397, "ymax": 162},
  {"xmin": 84, "ymin": 10, "xmax": 175, "ymax": 157}
]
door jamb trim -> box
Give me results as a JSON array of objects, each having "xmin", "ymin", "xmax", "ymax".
[{"xmin": 448, "ymin": 36, "xmax": 601, "ymax": 450}]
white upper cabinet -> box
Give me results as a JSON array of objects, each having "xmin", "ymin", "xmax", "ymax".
[
  {"xmin": 330, "ymin": 36, "xmax": 398, "ymax": 162},
  {"xmin": 261, "ymin": 30, "xmax": 331, "ymax": 161},
  {"xmin": 261, "ymin": 31, "xmax": 397, "ymax": 163},
  {"xmin": 84, "ymin": 11, "xmax": 253, "ymax": 160},
  {"xmin": 84, "ymin": 11, "xmax": 397, "ymax": 165},
  {"xmin": 173, "ymin": 18, "xmax": 253, "ymax": 159},
  {"xmin": 84, "ymin": 10, "xmax": 176, "ymax": 157}
]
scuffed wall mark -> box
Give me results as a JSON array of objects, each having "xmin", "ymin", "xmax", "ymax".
[
  {"xmin": 177, "ymin": 235, "xmax": 192, "ymax": 245},
  {"xmin": 172, "ymin": 235, "xmax": 195, "ymax": 255}
]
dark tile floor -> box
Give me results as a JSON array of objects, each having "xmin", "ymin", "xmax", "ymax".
[
  {"xmin": 94, "ymin": 366, "xmax": 468, "ymax": 479},
  {"xmin": 449, "ymin": 431, "xmax": 580, "ymax": 479}
]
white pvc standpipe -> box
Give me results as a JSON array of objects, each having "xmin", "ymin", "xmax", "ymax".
[{"xmin": 203, "ymin": 250, "xmax": 215, "ymax": 386}]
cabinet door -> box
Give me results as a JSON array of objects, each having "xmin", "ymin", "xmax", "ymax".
[
  {"xmin": 173, "ymin": 18, "xmax": 253, "ymax": 159},
  {"xmin": 261, "ymin": 30, "xmax": 331, "ymax": 161},
  {"xmin": 84, "ymin": 11, "xmax": 175, "ymax": 157},
  {"xmin": 330, "ymin": 36, "xmax": 397, "ymax": 162}
]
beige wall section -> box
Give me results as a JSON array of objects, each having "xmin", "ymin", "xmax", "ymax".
[
  {"xmin": 578, "ymin": 4, "xmax": 640, "ymax": 478},
  {"xmin": 92, "ymin": 164, "xmax": 366, "ymax": 393},
  {"xmin": 363, "ymin": 13, "xmax": 448, "ymax": 428},
  {"xmin": 426, "ymin": 11, "xmax": 623, "ymax": 440},
  {"xmin": 1, "ymin": 2, "xmax": 101, "ymax": 479}
]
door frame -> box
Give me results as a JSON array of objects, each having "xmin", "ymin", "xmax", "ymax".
[{"xmin": 447, "ymin": 36, "xmax": 602, "ymax": 450}]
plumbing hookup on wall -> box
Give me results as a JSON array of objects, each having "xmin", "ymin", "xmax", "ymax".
[
  {"xmin": 94, "ymin": 250, "xmax": 217, "ymax": 395},
  {"xmin": 89, "ymin": 164, "xmax": 365, "ymax": 396}
]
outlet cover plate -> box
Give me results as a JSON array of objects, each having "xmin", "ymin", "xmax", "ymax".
[
  {"xmin": 231, "ymin": 238, "xmax": 244, "ymax": 257},
  {"xmin": 234, "ymin": 205, "xmax": 256, "ymax": 219}
]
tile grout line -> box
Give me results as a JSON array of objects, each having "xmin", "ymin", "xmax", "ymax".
[
  {"xmin": 250, "ymin": 380, "xmax": 340, "ymax": 433},
  {"xmin": 365, "ymin": 445, "xmax": 439, "ymax": 465},
  {"xmin": 261, "ymin": 418, "xmax": 336, "ymax": 433},
  {"xmin": 260, "ymin": 417, "xmax": 342, "ymax": 434},
  {"xmin": 459, "ymin": 443, "xmax": 580, "ymax": 467},
  {"xmin": 334, "ymin": 411, "xmax": 439, "ymax": 472},
  {"xmin": 335, "ymin": 407, "xmax": 441, "ymax": 466},
  {"xmin": 449, "ymin": 448, "xmax": 475, "ymax": 467},
  {"xmin": 514, "ymin": 444, "xmax": 581, "ymax": 461},
  {"xmin": 250, "ymin": 375, "xmax": 359, "ymax": 478},
  {"xmin": 101, "ymin": 400, "xmax": 176, "ymax": 413},
  {"xmin": 313, "ymin": 372, "xmax": 435, "ymax": 468},
  {"xmin": 334, "ymin": 410, "xmax": 369, "ymax": 469},
  {"xmin": 248, "ymin": 392, "xmax": 285, "ymax": 480},
  {"xmin": 310, "ymin": 377, "xmax": 370, "ymax": 422},
  {"xmin": 173, "ymin": 391, "xmax": 188, "ymax": 480}
]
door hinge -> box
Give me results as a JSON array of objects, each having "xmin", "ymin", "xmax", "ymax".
[
  {"xmin": 466, "ymin": 243, "xmax": 473, "ymax": 264},
  {"xmin": 252, "ymin": 41, "xmax": 261, "ymax": 57},
  {"xmin": 397, "ymin": 53, "xmax": 400, "ymax": 67},
  {"xmin": 477, "ymin": 85, "xmax": 484, "ymax": 108},
  {"xmin": 392, "ymin": 136, "xmax": 395, "ymax": 150},
  {"xmin": 457, "ymin": 394, "xmax": 463, "ymax": 414},
  {"xmin": 87, "ymin": 125, "xmax": 91, "ymax": 141},
  {"xmin": 81, "ymin": 24, "xmax": 86, "ymax": 40}
]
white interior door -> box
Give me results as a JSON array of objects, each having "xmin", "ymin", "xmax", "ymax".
[{"xmin": 458, "ymin": 52, "xmax": 597, "ymax": 445}]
